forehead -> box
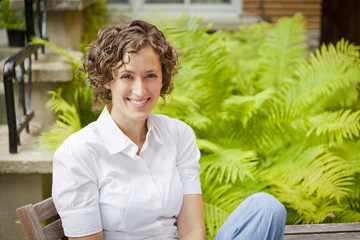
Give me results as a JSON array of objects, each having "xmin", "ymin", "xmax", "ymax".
[
  {"xmin": 123, "ymin": 47, "xmax": 160, "ymax": 65},
  {"xmin": 124, "ymin": 46, "xmax": 158, "ymax": 59},
  {"xmin": 113, "ymin": 46, "xmax": 161, "ymax": 74}
]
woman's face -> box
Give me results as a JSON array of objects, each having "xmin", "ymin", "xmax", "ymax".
[{"xmin": 109, "ymin": 46, "xmax": 163, "ymax": 127}]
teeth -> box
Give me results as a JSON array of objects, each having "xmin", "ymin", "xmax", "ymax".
[{"xmin": 130, "ymin": 99, "xmax": 147, "ymax": 104}]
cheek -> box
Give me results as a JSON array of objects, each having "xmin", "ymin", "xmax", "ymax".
[
  {"xmin": 110, "ymin": 81, "xmax": 128, "ymax": 95},
  {"xmin": 152, "ymin": 80, "xmax": 163, "ymax": 95},
  {"xmin": 156, "ymin": 85, "xmax": 163, "ymax": 96}
]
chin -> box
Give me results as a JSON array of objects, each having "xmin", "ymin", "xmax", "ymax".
[{"xmin": 131, "ymin": 113, "xmax": 151, "ymax": 121}]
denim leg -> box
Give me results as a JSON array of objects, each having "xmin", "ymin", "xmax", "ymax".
[{"xmin": 213, "ymin": 192, "xmax": 287, "ymax": 240}]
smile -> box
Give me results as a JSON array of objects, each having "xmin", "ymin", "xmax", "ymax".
[{"xmin": 128, "ymin": 98, "xmax": 149, "ymax": 104}]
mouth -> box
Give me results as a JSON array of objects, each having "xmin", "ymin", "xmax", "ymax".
[{"xmin": 128, "ymin": 98, "xmax": 150, "ymax": 105}]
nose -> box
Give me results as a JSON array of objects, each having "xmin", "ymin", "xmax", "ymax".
[{"xmin": 132, "ymin": 77, "xmax": 147, "ymax": 97}]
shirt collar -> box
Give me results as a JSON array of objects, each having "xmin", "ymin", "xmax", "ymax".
[
  {"xmin": 95, "ymin": 108, "xmax": 163, "ymax": 156},
  {"xmin": 96, "ymin": 107, "xmax": 136, "ymax": 155},
  {"xmin": 146, "ymin": 114, "xmax": 163, "ymax": 146}
]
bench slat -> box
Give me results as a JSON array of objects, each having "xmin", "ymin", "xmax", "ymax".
[
  {"xmin": 42, "ymin": 219, "xmax": 66, "ymax": 240},
  {"xmin": 284, "ymin": 222, "xmax": 360, "ymax": 234},
  {"xmin": 33, "ymin": 198, "xmax": 59, "ymax": 222},
  {"xmin": 284, "ymin": 232, "xmax": 360, "ymax": 240}
]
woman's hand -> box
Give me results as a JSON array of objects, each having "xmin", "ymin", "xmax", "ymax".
[
  {"xmin": 177, "ymin": 194, "xmax": 206, "ymax": 240},
  {"xmin": 68, "ymin": 231, "xmax": 103, "ymax": 240}
]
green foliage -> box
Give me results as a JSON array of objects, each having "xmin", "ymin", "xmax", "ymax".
[
  {"xmin": 32, "ymin": 38, "xmax": 98, "ymax": 151},
  {"xmin": 41, "ymin": 12, "xmax": 360, "ymax": 239},
  {"xmin": 154, "ymin": 13, "xmax": 360, "ymax": 238},
  {"xmin": 0, "ymin": 0, "xmax": 25, "ymax": 30}
]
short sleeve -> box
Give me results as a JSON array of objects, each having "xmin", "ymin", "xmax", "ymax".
[
  {"xmin": 175, "ymin": 122, "xmax": 202, "ymax": 195},
  {"xmin": 52, "ymin": 137, "xmax": 103, "ymax": 237}
]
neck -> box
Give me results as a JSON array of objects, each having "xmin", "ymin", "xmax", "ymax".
[
  {"xmin": 108, "ymin": 106, "xmax": 148, "ymax": 155},
  {"xmin": 122, "ymin": 120, "xmax": 148, "ymax": 147}
]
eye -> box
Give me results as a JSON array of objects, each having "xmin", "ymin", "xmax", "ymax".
[
  {"xmin": 146, "ymin": 74, "xmax": 157, "ymax": 79},
  {"xmin": 121, "ymin": 75, "xmax": 132, "ymax": 79}
]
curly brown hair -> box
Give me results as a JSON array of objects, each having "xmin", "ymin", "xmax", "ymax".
[{"xmin": 82, "ymin": 20, "xmax": 179, "ymax": 108}]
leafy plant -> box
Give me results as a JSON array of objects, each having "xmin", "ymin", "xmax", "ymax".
[
  {"xmin": 32, "ymin": 38, "xmax": 98, "ymax": 151},
  {"xmin": 0, "ymin": 0, "xmax": 25, "ymax": 30},
  {"xmin": 155, "ymin": 13, "xmax": 360, "ymax": 238}
]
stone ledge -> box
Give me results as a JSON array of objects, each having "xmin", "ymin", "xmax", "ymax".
[
  {"xmin": 0, "ymin": 124, "xmax": 53, "ymax": 174},
  {"xmin": 10, "ymin": 0, "xmax": 96, "ymax": 11}
]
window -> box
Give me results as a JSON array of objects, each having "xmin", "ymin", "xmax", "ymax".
[{"xmin": 108, "ymin": 0, "xmax": 242, "ymax": 18}]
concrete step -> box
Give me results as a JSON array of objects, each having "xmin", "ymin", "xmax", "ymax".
[{"xmin": 0, "ymin": 124, "xmax": 53, "ymax": 174}]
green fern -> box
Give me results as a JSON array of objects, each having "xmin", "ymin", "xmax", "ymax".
[
  {"xmin": 307, "ymin": 109, "xmax": 360, "ymax": 145},
  {"xmin": 203, "ymin": 202, "xmax": 229, "ymax": 239},
  {"xmin": 157, "ymin": 13, "xmax": 360, "ymax": 225},
  {"xmin": 200, "ymin": 149, "xmax": 258, "ymax": 184},
  {"xmin": 258, "ymin": 13, "xmax": 308, "ymax": 89},
  {"xmin": 40, "ymin": 88, "xmax": 82, "ymax": 150}
]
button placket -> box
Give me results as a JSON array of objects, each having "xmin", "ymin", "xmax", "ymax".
[{"xmin": 140, "ymin": 159, "xmax": 162, "ymax": 209}]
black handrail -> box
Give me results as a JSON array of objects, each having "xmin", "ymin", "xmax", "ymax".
[{"xmin": 3, "ymin": 0, "xmax": 47, "ymax": 153}]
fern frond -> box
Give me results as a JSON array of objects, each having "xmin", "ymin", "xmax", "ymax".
[
  {"xmin": 266, "ymin": 145, "xmax": 353, "ymax": 202},
  {"xmin": 196, "ymin": 139, "xmax": 224, "ymax": 153},
  {"xmin": 31, "ymin": 37, "xmax": 82, "ymax": 68},
  {"xmin": 302, "ymin": 151, "xmax": 353, "ymax": 202},
  {"xmin": 307, "ymin": 110, "xmax": 360, "ymax": 145},
  {"xmin": 334, "ymin": 209, "xmax": 360, "ymax": 223},
  {"xmin": 269, "ymin": 182, "xmax": 318, "ymax": 223},
  {"xmin": 200, "ymin": 149, "xmax": 258, "ymax": 184},
  {"xmin": 41, "ymin": 104, "xmax": 81, "ymax": 151},
  {"xmin": 221, "ymin": 88, "xmax": 276, "ymax": 126},
  {"xmin": 258, "ymin": 13, "xmax": 308, "ymax": 89},
  {"xmin": 331, "ymin": 141, "xmax": 360, "ymax": 173},
  {"xmin": 203, "ymin": 202, "xmax": 229, "ymax": 240},
  {"xmin": 291, "ymin": 40, "xmax": 360, "ymax": 111},
  {"xmin": 45, "ymin": 89, "xmax": 73, "ymax": 114},
  {"xmin": 222, "ymin": 103, "xmax": 303, "ymax": 153}
]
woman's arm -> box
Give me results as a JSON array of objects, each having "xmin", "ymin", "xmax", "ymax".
[
  {"xmin": 68, "ymin": 231, "xmax": 103, "ymax": 240},
  {"xmin": 177, "ymin": 194, "xmax": 206, "ymax": 240}
]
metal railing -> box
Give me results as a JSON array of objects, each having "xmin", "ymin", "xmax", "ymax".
[{"xmin": 3, "ymin": 0, "xmax": 47, "ymax": 153}]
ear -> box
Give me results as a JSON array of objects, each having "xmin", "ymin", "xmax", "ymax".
[{"xmin": 103, "ymin": 84, "xmax": 110, "ymax": 89}]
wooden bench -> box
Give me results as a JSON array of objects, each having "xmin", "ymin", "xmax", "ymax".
[
  {"xmin": 284, "ymin": 222, "xmax": 360, "ymax": 240},
  {"xmin": 16, "ymin": 197, "xmax": 360, "ymax": 240},
  {"xmin": 16, "ymin": 197, "xmax": 67, "ymax": 240}
]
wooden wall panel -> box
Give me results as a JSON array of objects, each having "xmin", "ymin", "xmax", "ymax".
[{"xmin": 243, "ymin": 0, "xmax": 322, "ymax": 29}]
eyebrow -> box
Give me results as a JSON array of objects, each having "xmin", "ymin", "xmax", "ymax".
[
  {"xmin": 145, "ymin": 69, "xmax": 159, "ymax": 73},
  {"xmin": 119, "ymin": 69, "xmax": 159, "ymax": 74},
  {"xmin": 119, "ymin": 70, "xmax": 135, "ymax": 74}
]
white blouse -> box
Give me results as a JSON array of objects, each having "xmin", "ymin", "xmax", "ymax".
[{"xmin": 52, "ymin": 107, "xmax": 201, "ymax": 240}]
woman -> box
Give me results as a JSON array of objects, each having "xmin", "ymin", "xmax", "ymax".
[{"xmin": 52, "ymin": 20, "xmax": 287, "ymax": 240}]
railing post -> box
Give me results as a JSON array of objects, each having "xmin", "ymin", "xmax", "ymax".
[
  {"xmin": 25, "ymin": 0, "xmax": 35, "ymax": 43},
  {"xmin": 3, "ymin": 62, "xmax": 18, "ymax": 153}
]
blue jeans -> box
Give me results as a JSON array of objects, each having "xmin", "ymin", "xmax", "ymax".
[{"xmin": 214, "ymin": 193, "xmax": 287, "ymax": 240}]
